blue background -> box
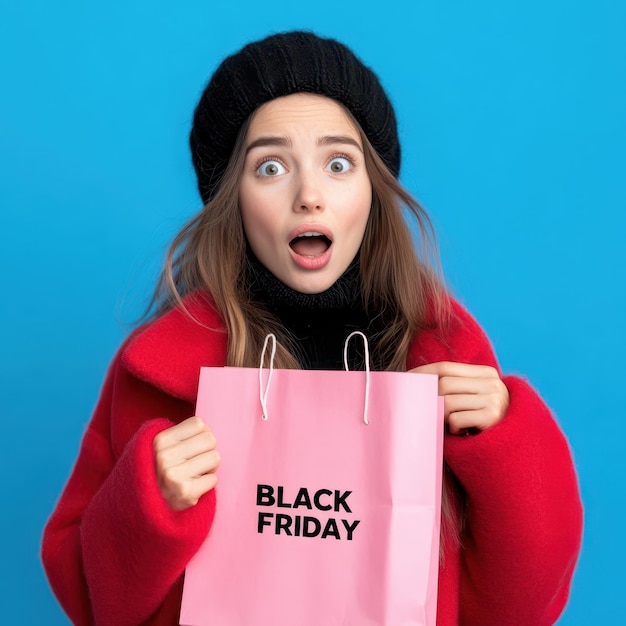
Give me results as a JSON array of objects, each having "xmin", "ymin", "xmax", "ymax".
[{"xmin": 2, "ymin": 1, "xmax": 624, "ymax": 624}]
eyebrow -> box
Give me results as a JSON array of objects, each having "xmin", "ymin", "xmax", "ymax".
[
  {"xmin": 317, "ymin": 135, "xmax": 363, "ymax": 152},
  {"xmin": 245, "ymin": 136, "xmax": 291, "ymax": 154},
  {"xmin": 245, "ymin": 134, "xmax": 363, "ymax": 154}
]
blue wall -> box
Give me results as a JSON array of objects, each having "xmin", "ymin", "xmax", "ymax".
[{"xmin": 2, "ymin": 1, "xmax": 624, "ymax": 623}]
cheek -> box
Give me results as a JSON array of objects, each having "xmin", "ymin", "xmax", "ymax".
[
  {"xmin": 241, "ymin": 211, "xmax": 274, "ymax": 244},
  {"xmin": 345, "ymin": 183, "xmax": 372, "ymax": 232},
  {"xmin": 239, "ymin": 187, "xmax": 273, "ymax": 240},
  {"xmin": 239, "ymin": 177, "xmax": 289, "ymax": 228}
]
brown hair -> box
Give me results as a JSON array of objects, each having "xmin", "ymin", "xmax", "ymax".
[
  {"xmin": 147, "ymin": 107, "xmax": 461, "ymax": 552},
  {"xmin": 149, "ymin": 110, "xmax": 448, "ymax": 368}
]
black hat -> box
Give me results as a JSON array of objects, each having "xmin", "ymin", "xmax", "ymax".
[{"xmin": 190, "ymin": 31, "xmax": 400, "ymax": 204}]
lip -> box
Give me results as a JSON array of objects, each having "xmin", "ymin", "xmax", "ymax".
[
  {"xmin": 288, "ymin": 223, "xmax": 334, "ymax": 270},
  {"xmin": 287, "ymin": 223, "xmax": 334, "ymax": 242}
]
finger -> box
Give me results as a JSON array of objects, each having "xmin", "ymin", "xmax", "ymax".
[
  {"xmin": 185, "ymin": 449, "xmax": 222, "ymax": 478},
  {"xmin": 444, "ymin": 387, "xmax": 508, "ymax": 428},
  {"xmin": 154, "ymin": 416, "xmax": 210, "ymax": 451},
  {"xmin": 438, "ymin": 375, "xmax": 504, "ymax": 397},
  {"xmin": 155, "ymin": 430, "xmax": 218, "ymax": 470},
  {"xmin": 447, "ymin": 409, "xmax": 494, "ymax": 434},
  {"xmin": 159, "ymin": 450, "xmax": 221, "ymax": 495},
  {"xmin": 411, "ymin": 362, "xmax": 499, "ymax": 379},
  {"xmin": 165, "ymin": 472, "xmax": 219, "ymax": 512},
  {"xmin": 443, "ymin": 394, "xmax": 486, "ymax": 419},
  {"xmin": 409, "ymin": 363, "xmax": 441, "ymax": 375}
]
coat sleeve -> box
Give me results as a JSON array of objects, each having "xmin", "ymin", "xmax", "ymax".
[
  {"xmin": 41, "ymin": 346, "xmax": 216, "ymax": 626},
  {"xmin": 441, "ymin": 302, "xmax": 583, "ymax": 625}
]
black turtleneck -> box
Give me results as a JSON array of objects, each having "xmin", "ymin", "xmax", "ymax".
[{"xmin": 246, "ymin": 256, "xmax": 386, "ymax": 370}]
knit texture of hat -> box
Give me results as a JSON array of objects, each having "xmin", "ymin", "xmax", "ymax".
[{"xmin": 190, "ymin": 31, "xmax": 400, "ymax": 204}]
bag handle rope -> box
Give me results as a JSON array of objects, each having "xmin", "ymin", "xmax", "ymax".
[
  {"xmin": 259, "ymin": 333, "xmax": 277, "ymax": 421},
  {"xmin": 343, "ymin": 331, "xmax": 370, "ymax": 425},
  {"xmin": 259, "ymin": 331, "xmax": 371, "ymax": 425}
]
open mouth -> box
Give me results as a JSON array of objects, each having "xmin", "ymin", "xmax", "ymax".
[{"xmin": 289, "ymin": 232, "xmax": 332, "ymax": 258}]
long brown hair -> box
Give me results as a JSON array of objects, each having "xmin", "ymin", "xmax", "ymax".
[
  {"xmin": 148, "ymin": 108, "xmax": 448, "ymax": 369},
  {"xmin": 147, "ymin": 105, "xmax": 461, "ymax": 552}
]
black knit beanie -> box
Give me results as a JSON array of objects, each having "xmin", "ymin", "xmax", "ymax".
[{"xmin": 190, "ymin": 31, "xmax": 400, "ymax": 204}]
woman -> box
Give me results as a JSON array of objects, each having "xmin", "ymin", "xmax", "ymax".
[{"xmin": 42, "ymin": 31, "xmax": 582, "ymax": 625}]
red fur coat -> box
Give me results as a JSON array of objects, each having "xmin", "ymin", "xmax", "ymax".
[{"xmin": 42, "ymin": 296, "xmax": 582, "ymax": 625}]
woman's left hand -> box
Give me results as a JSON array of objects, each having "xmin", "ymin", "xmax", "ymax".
[{"xmin": 409, "ymin": 362, "xmax": 510, "ymax": 435}]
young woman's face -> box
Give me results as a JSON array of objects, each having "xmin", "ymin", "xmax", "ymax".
[{"xmin": 239, "ymin": 93, "xmax": 372, "ymax": 294}]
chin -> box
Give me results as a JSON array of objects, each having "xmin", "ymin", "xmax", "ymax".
[
  {"xmin": 288, "ymin": 276, "xmax": 338, "ymax": 295},
  {"xmin": 291, "ymin": 284, "xmax": 333, "ymax": 295}
]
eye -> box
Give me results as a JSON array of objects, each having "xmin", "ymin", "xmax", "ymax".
[
  {"xmin": 257, "ymin": 159, "xmax": 286, "ymax": 177},
  {"xmin": 327, "ymin": 156, "xmax": 352, "ymax": 174}
]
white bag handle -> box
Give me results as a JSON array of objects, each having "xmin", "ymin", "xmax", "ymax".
[
  {"xmin": 258, "ymin": 332, "xmax": 371, "ymax": 425},
  {"xmin": 343, "ymin": 331, "xmax": 371, "ymax": 425},
  {"xmin": 259, "ymin": 333, "xmax": 277, "ymax": 421}
]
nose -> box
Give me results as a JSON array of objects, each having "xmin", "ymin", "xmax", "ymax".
[{"xmin": 292, "ymin": 169, "xmax": 325, "ymax": 213}]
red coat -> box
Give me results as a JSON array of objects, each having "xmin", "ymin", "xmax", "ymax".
[{"xmin": 42, "ymin": 296, "xmax": 582, "ymax": 625}]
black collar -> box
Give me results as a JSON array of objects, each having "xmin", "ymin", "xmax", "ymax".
[{"xmin": 246, "ymin": 255, "xmax": 376, "ymax": 370}]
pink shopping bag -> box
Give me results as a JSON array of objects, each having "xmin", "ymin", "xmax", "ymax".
[{"xmin": 180, "ymin": 334, "xmax": 444, "ymax": 626}]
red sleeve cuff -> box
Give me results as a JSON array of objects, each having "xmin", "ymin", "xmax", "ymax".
[{"xmin": 80, "ymin": 418, "xmax": 216, "ymax": 626}]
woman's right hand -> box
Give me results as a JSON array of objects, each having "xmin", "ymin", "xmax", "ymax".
[{"xmin": 153, "ymin": 416, "xmax": 221, "ymax": 511}]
